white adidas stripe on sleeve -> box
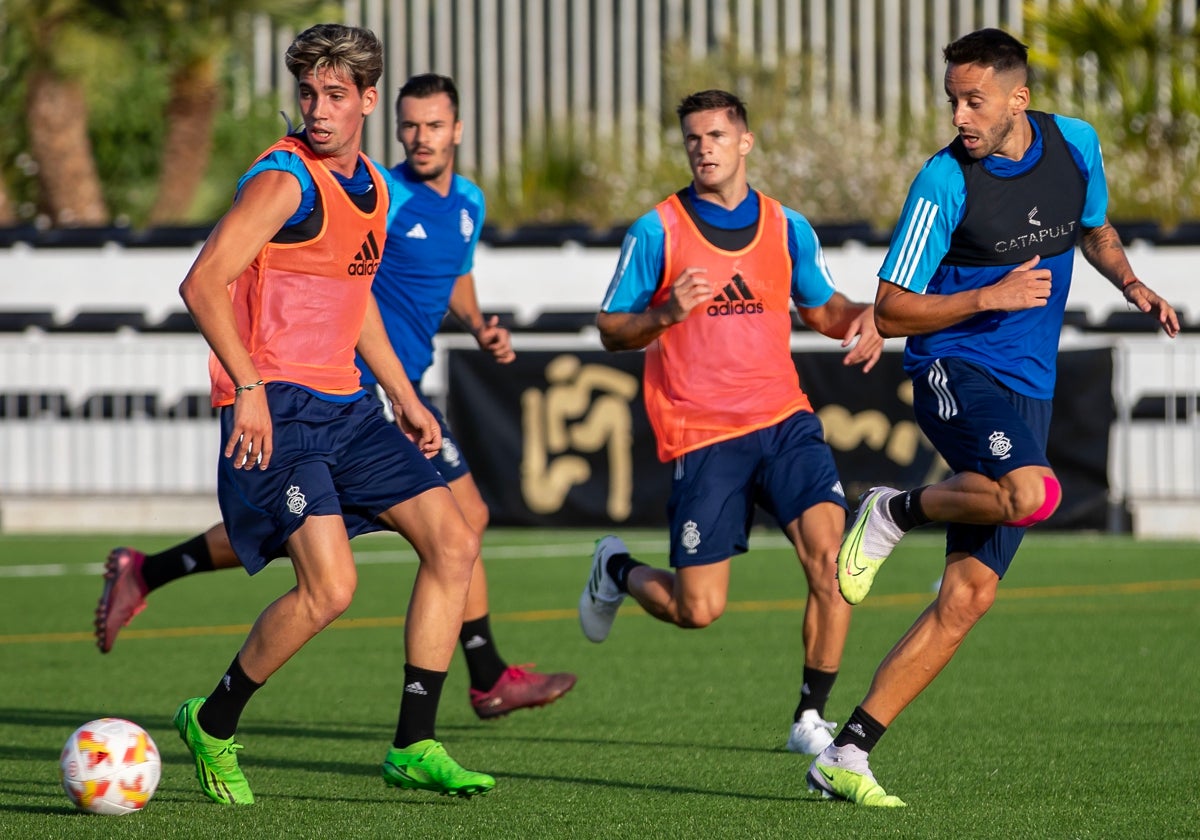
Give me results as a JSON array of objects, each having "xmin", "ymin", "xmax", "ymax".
[{"xmin": 892, "ymin": 197, "xmax": 939, "ymax": 290}]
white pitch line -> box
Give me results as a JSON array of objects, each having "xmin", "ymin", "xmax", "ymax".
[{"xmin": 0, "ymin": 535, "xmax": 801, "ymax": 579}]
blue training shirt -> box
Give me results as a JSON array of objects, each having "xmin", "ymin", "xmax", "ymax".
[
  {"xmin": 238, "ymin": 142, "xmax": 386, "ymax": 228},
  {"xmin": 878, "ymin": 114, "xmax": 1108, "ymax": 399},
  {"xmin": 360, "ymin": 162, "xmax": 485, "ymax": 383},
  {"xmin": 601, "ymin": 185, "xmax": 836, "ymax": 314}
]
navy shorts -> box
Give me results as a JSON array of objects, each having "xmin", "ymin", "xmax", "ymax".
[
  {"xmin": 912, "ymin": 358, "xmax": 1053, "ymax": 577},
  {"xmin": 217, "ymin": 384, "xmax": 446, "ymax": 573},
  {"xmin": 666, "ymin": 410, "xmax": 848, "ymax": 568},
  {"xmin": 375, "ymin": 383, "xmax": 471, "ymax": 482}
]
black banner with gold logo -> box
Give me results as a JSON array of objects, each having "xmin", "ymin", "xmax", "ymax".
[{"xmin": 446, "ymin": 348, "xmax": 1112, "ymax": 530}]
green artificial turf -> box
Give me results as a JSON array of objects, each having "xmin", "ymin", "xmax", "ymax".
[{"xmin": 1, "ymin": 529, "xmax": 1197, "ymax": 839}]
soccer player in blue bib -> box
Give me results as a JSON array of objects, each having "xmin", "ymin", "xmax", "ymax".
[
  {"xmin": 808, "ymin": 28, "xmax": 1179, "ymax": 807},
  {"xmin": 96, "ymin": 74, "xmax": 574, "ymax": 723}
]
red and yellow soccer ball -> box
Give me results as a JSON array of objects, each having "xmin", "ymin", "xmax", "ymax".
[{"xmin": 60, "ymin": 718, "xmax": 161, "ymax": 815}]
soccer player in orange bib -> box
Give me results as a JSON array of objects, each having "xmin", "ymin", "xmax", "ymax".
[
  {"xmin": 170, "ymin": 24, "xmax": 492, "ymax": 804},
  {"xmin": 96, "ymin": 74, "xmax": 575, "ymax": 723},
  {"xmin": 582, "ymin": 90, "xmax": 883, "ymax": 756}
]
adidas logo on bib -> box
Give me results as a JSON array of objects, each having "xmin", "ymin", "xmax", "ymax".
[{"xmin": 707, "ymin": 273, "xmax": 764, "ymax": 316}]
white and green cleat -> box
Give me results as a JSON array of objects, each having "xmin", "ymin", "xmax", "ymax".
[
  {"xmin": 837, "ymin": 487, "xmax": 904, "ymax": 605},
  {"xmin": 578, "ymin": 535, "xmax": 629, "ymax": 643},
  {"xmin": 807, "ymin": 743, "xmax": 906, "ymax": 807},
  {"xmin": 786, "ymin": 709, "xmax": 837, "ymax": 755}
]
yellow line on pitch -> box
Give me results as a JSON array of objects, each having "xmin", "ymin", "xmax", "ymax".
[
  {"xmin": 1000, "ymin": 578, "xmax": 1200, "ymax": 599},
  {"xmin": 3, "ymin": 578, "xmax": 1198, "ymax": 646},
  {"xmin": 726, "ymin": 577, "xmax": 1200, "ymax": 614}
]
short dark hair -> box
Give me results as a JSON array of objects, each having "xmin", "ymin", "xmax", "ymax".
[
  {"xmin": 285, "ymin": 24, "xmax": 383, "ymax": 92},
  {"xmin": 943, "ymin": 28, "xmax": 1028, "ymax": 76},
  {"xmin": 398, "ymin": 73, "xmax": 460, "ymax": 120},
  {"xmin": 676, "ymin": 90, "xmax": 748, "ymax": 129}
]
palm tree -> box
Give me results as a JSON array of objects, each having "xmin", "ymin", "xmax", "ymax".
[
  {"xmin": 10, "ymin": 0, "xmax": 110, "ymax": 225},
  {"xmin": 4, "ymin": 0, "xmax": 332, "ymax": 228},
  {"xmin": 0, "ymin": 178, "xmax": 15, "ymax": 225},
  {"xmin": 1028, "ymin": 0, "xmax": 1200, "ymax": 224},
  {"xmin": 121, "ymin": 1, "xmax": 334, "ymax": 225},
  {"xmin": 1030, "ymin": 0, "xmax": 1200, "ymax": 129}
]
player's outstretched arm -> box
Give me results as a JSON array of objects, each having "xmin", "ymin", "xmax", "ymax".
[{"xmin": 1080, "ymin": 221, "xmax": 1180, "ymax": 338}]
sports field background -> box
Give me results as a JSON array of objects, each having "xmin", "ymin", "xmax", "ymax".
[{"xmin": 2, "ymin": 529, "xmax": 1197, "ymax": 839}]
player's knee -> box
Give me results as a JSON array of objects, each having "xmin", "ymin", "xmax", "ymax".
[
  {"xmin": 1003, "ymin": 475, "xmax": 1062, "ymax": 527},
  {"xmin": 460, "ymin": 495, "xmax": 490, "ymax": 538},
  {"xmin": 937, "ymin": 577, "xmax": 995, "ymax": 634},
  {"xmin": 448, "ymin": 526, "xmax": 481, "ymax": 577},
  {"xmin": 303, "ymin": 578, "xmax": 356, "ymax": 627},
  {"xmin": 432, "ymin": 529, "xmax": 479, "ymax": 580},
  {"xmin": 461, "ymin": 529, "xmax": 482, "ymax": 566},
  {"xmin": 677, "ymin": 599, "xmax": 723, "ymax": 629},
  {"xmin": 800, "ymin": 547, "xmax": 841, "ymax": 597},
  {"xmin": 325, "ymin": 581, "xmax": 356, "ymax": 617}
]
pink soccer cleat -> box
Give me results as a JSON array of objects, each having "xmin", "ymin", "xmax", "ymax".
[
  {"xmin": 469, "ymin": 665, "xmax": 577, "ymax": 720},
  {"xmin": 94, "ymin": 548, "xmax": 149, "ymax": 653}
]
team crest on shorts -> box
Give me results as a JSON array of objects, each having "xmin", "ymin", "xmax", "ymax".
[
  {"xmin": 680, "ymin": 520, "xmax": 701, "ymax": 554},
  {"xmin": 286, "ymin": 485, "xmax": 307, "ymax": 515},
  {"xmin": 441, "ymin": 438, "xmax": 461, "ymax": 467},
  {"xmin": 988, "ymin": 430, "xmax": 1013, "ymax": 460}
]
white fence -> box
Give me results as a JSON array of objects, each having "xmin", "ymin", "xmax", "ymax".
[
  {"xmin": 251, "ymin": 0, "xmax": 1037, "ymax": 179},
  {"xmin": 284, "ymin": 0, "xmax": 1187, "ymax": 182}
]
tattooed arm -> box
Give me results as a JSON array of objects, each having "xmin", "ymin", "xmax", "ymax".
[
  {"xmin": 1079, "ymin": 220, "xmax": 1139, "ymax": 289},
  {"xmin": 1080, "ymin": 220, "xmax": 1180, "ymax": 337}
]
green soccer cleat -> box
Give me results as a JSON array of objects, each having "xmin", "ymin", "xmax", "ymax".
[
  {"xmin": 807, "ymin": 744, "xmax": 906, "ymax": 807},
  {"xmin": 837, "ymin": 487, "xmax": 904, "ymax": 605},
  {"xmin": 174, "ymin": 697, "xmax": 255, "ymax": 805},
  {"xmin": 382, "ymin": 739, "xmax": 495, "ymax": 798}
]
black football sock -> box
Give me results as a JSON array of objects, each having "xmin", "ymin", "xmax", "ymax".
[
  {"xmin": 196, "ymin": 655, "xmax": 263, "ymax": 740},
  {"xmin": 460, "ymin": 614, "xmax": 507, "ymax": 692},
  {"xmin": 794, "ymin": 666, "xmax": 838, "ymax": 721},
  {"xmin": 393, "ymin": 664, "xmax": 447, "ymax": 748},
  {"xmin": 605, "ymin": 552, "xmax": 645, "ymax": 594},
  {"xmin": 888, "ymin": 486, "xmax": 931, "ymax": 532},
  {"xmin": 141, "ymin": 533, "xmax": 215, "ymax": 593},
  {"xmin": 832, "ymin": 705, "xmax": 887, "ymax": 754}
]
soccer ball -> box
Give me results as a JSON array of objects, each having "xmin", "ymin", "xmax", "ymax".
[{"xmin": 60, "ymin": 718, "xmax": 161, "ymax": 815}]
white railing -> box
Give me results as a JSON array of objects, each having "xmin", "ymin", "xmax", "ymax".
[
  {"xmin": 1, "ymin": 330, "xmax": 1196, "ymax": 514},
  {"xmin": 0, "ymin": 334, "xmax": 215, "ymax": 495},
  {"xmin": 1112, "ymin": 336, "xmax": 1200, "ymax": 501},
  {"xmin": 1, "ymin": 242, "xmax": 1196, "ymax": 533}
]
